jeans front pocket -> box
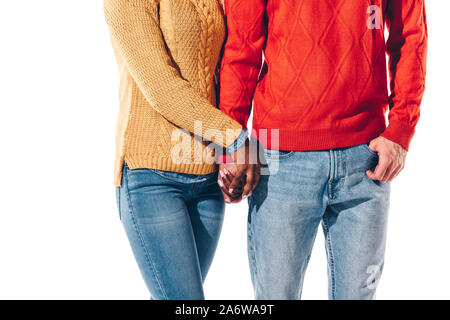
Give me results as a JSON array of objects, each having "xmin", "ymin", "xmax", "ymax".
[
  {"xmin": 263, "ymin": 149, "xmax": 295, "ymax": 160},
  {"xmin": 361, "ymin": 143, "xmax": 378, "ymax": 157},
  {"xmin": 356, "ymin": 144, "xmax": 379, "ymax": 172},
  {"xmin": 150, "ymin": 169, "xmax": 213, "ymax": 184}
]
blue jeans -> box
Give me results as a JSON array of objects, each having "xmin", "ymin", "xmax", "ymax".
[
  {"xmin": 116, "ymin": 163, "xmax": 225, "ymax": 300},
  {"xmin": 248, "ymin": 143, "xmax": 390, "ymax": 300}
]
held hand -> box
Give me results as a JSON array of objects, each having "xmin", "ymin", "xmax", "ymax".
[
  {"xmin": 218, "ymin": 163, "xmax": 244, "ymax": 203},
  {"xmin": 217, "ymin": 140, "xmax": 261, "ymax": 203},
  {"xmin": 366, "ymin": 136, "xmax": 407, "ymax": 183}
]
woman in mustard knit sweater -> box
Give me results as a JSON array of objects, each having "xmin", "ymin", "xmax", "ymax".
[{"xmin": 104, "ymin": 0, "xmax": 253, "ymax": 299}]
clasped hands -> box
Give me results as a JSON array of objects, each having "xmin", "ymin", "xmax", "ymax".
[{"xmin": 217, "ymin": 140, "xmax": 261, "ymax": 203}]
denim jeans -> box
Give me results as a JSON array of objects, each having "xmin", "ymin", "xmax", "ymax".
[
  {"xmin": 116, "ymin": 163, "xmax": 225, "ymax": 300},
  {"xmin": 248, "ymin": 143, "xmax": 390, "ymax": 300}
]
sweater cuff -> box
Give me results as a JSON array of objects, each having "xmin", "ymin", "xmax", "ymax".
[
  {"xmin": 226, "ymin": 129, "xmax": 248, "ymax": 155},
  {"xmin": 219, "ymin": 104, "xmax": 251, "ymax": 130},
  {"xmin": 380, "ymin": 121, "xmax": 416, "ymax": 151}
]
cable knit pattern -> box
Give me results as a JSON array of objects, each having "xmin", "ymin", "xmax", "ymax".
[
  {"xmin": 194, "ymin": 0, "xmax": 215, "ymax": 100},
  {"xmin": 104, "ymin": 0, "xmax": 241, "ymax": 186}
]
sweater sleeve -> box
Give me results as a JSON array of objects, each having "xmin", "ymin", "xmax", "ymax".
[
  {"xmin": 381, "ymin": 0, "xmax": 428, "ymax": 151},
  {"xmin": 219, "ymin": 0, "xmax": 266, "ymax": 129},
  {"xmin": 103, "ymin": 0, "xmax": 243, "ymax": 149}
]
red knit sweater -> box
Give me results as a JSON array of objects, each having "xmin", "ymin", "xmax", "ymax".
[{"xmin": 220, "ymin": 0, "xmax": 427, "ymax": 151}]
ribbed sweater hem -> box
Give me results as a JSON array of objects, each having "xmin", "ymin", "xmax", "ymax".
[{"xmin": 253, "ymin": 115, "xmax": 387, "ymax": 151}]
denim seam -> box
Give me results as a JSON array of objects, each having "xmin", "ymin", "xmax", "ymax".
[
  {"xmin": 248, "ymin": 224, "xmax": 259, "ymax": 294},
  {"xmin": 190, "ymin": 182, "xmax": 199, "ymax": 196},
  {"xmin": 247, "ymin": 202, "xmax": 259, "ymax": 295},
  {"xmin": 328, "ymin": 150, "xmax": 335, "ymax": 200},
  {"xmin": 116, "ymin": 187, "xmax": 122, "ymax": 220},
  {"xmin": 323, "ymin": 214, "xmax": 336, "ymax": 300},
  {"xmin": 333, "ymin": 151, "xmax": 346, "ymax": 195},
  {"xmin": 117, "ymin": 187, "xmax": 121, "ymax": 220},
  {"xmin": 297, "ymin": 253, "xmax": 313, "ymax": 299},
  {"xmin": 124, "ymin": 169, "xmax": 168, "ymax": 300}
]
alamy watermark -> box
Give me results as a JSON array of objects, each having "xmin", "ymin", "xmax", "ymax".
[
  {"xmin": 169, "ymin": 121, "xmax": 280, "ymax": 175},
  {"xmin": 367, "ymin": 5, "xmax": 382, "ymax": 30}
]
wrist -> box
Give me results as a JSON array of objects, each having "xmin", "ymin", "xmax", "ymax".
[
  {"xmin": 226, "ymin": 129, "xmax": 248, "ymax": 155},
  {"xmin": 380, "ymin": 121, "xmax": 415, "ymax": 151}
]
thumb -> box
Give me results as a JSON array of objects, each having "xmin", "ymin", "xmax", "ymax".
[{"xmin": 368, "ymin": 141, "xmax": 378, "ymax": 153}]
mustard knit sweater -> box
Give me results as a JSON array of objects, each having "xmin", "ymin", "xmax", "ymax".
[{"xmin": 104, "ymin": 0, "xmax": 242, "ymax": 186}]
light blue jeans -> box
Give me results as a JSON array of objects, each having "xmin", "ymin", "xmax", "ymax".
[
  {"xmin": 248, "ymin": 143, "xmax": 390, "ymax": 300},
  {"xmin": 116, "ymin": 163, "xmax": 225, "ymax": 300}
]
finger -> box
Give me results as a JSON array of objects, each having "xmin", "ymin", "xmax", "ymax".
[
  {"xmin": 245, "ymin": 166, "xmax": 260, "ymax": 198},
  {"xmin": 376, "ymin": 158, "xmax": 392, "ymax": 182},
  {"xmin": 380, "ymin": 155, "xmax": 401, "ymax": 182},
  {"xmin": 222, "ymin": 185, "xmax": 243, "ymax": 203},
  {"xmin": 219, "ymin": 172, "xmax": 245, "ymax": 203},
  {"xmin": 229, "ymin": 169, "xmax": 246, "ymax": 194},
  {"xmin": 223, "ymin": 167, "xmax": 234, "ymax": 177},
  {"xmin": 221, "ymin": 189, "xmax": 241, "ymax": 203},
  {"xmin": 253, "ymin": 165, "xmax": 261, "ymax": 190},
  {"xmin": 392, "ymin": 163, "xmax": 404, "ymax": 181},
  {"xmin": 388, "ymin": 162, "xmax": 404, "ymax": 182},
  {"xmin": 366, "ymin": 159, "xmax": 389, "ymax": 181},
  {"xmin": 221, "ymin": 168, "xmax": 242, "ymax": 188},
  {"xmin": 224, "ymin": 174, "xmax": 244, "ymax": 196},
  {"xmin": 385, "ymin": 166, "xmax": 399, "ymax": 183},
  {"xmin": 217, "ymin": 179, "xmax": 230, "ymax": 200},
  {"xmin": 218, "ymin": 178, "xmax": 238, "ymax": 201},
  {"xmin": 219, "ymin": 170, "xmax": 233, "ymax": 188},
  {"xmin": 222, "ymin": 168, "xmax": 244, "ymax": 195},
  {"xmin": 380, "ymin": 164, "xmax": 395, "ymax": 183},
  {"xmin": 221, "ymin": 186, "xmax": 241, "ymax": 202},
  {"xmin": 220, "ymin": 188, "xmax": 232, "ymax": 203},
  {"xmin": 242, "ymin": 169, "xmax": 255, "ymax": 198}
]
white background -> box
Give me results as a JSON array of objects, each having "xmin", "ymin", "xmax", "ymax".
[{"xmin": 0, "ymin": 0, "xmax": 449, "ymax": 300}]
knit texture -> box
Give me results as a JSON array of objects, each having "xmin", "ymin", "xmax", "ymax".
[
  {"xmin": 104, "ymin": 0, "xmax": 242, "ymax": 186},
  {"xmin": 220, "ymin": 0, "xmax": 427, "ymax": 151}
]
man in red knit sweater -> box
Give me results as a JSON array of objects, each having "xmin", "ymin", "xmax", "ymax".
[{"xmin": 218, "ymin": 0, "xmax": 427, "ymax": 300}]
